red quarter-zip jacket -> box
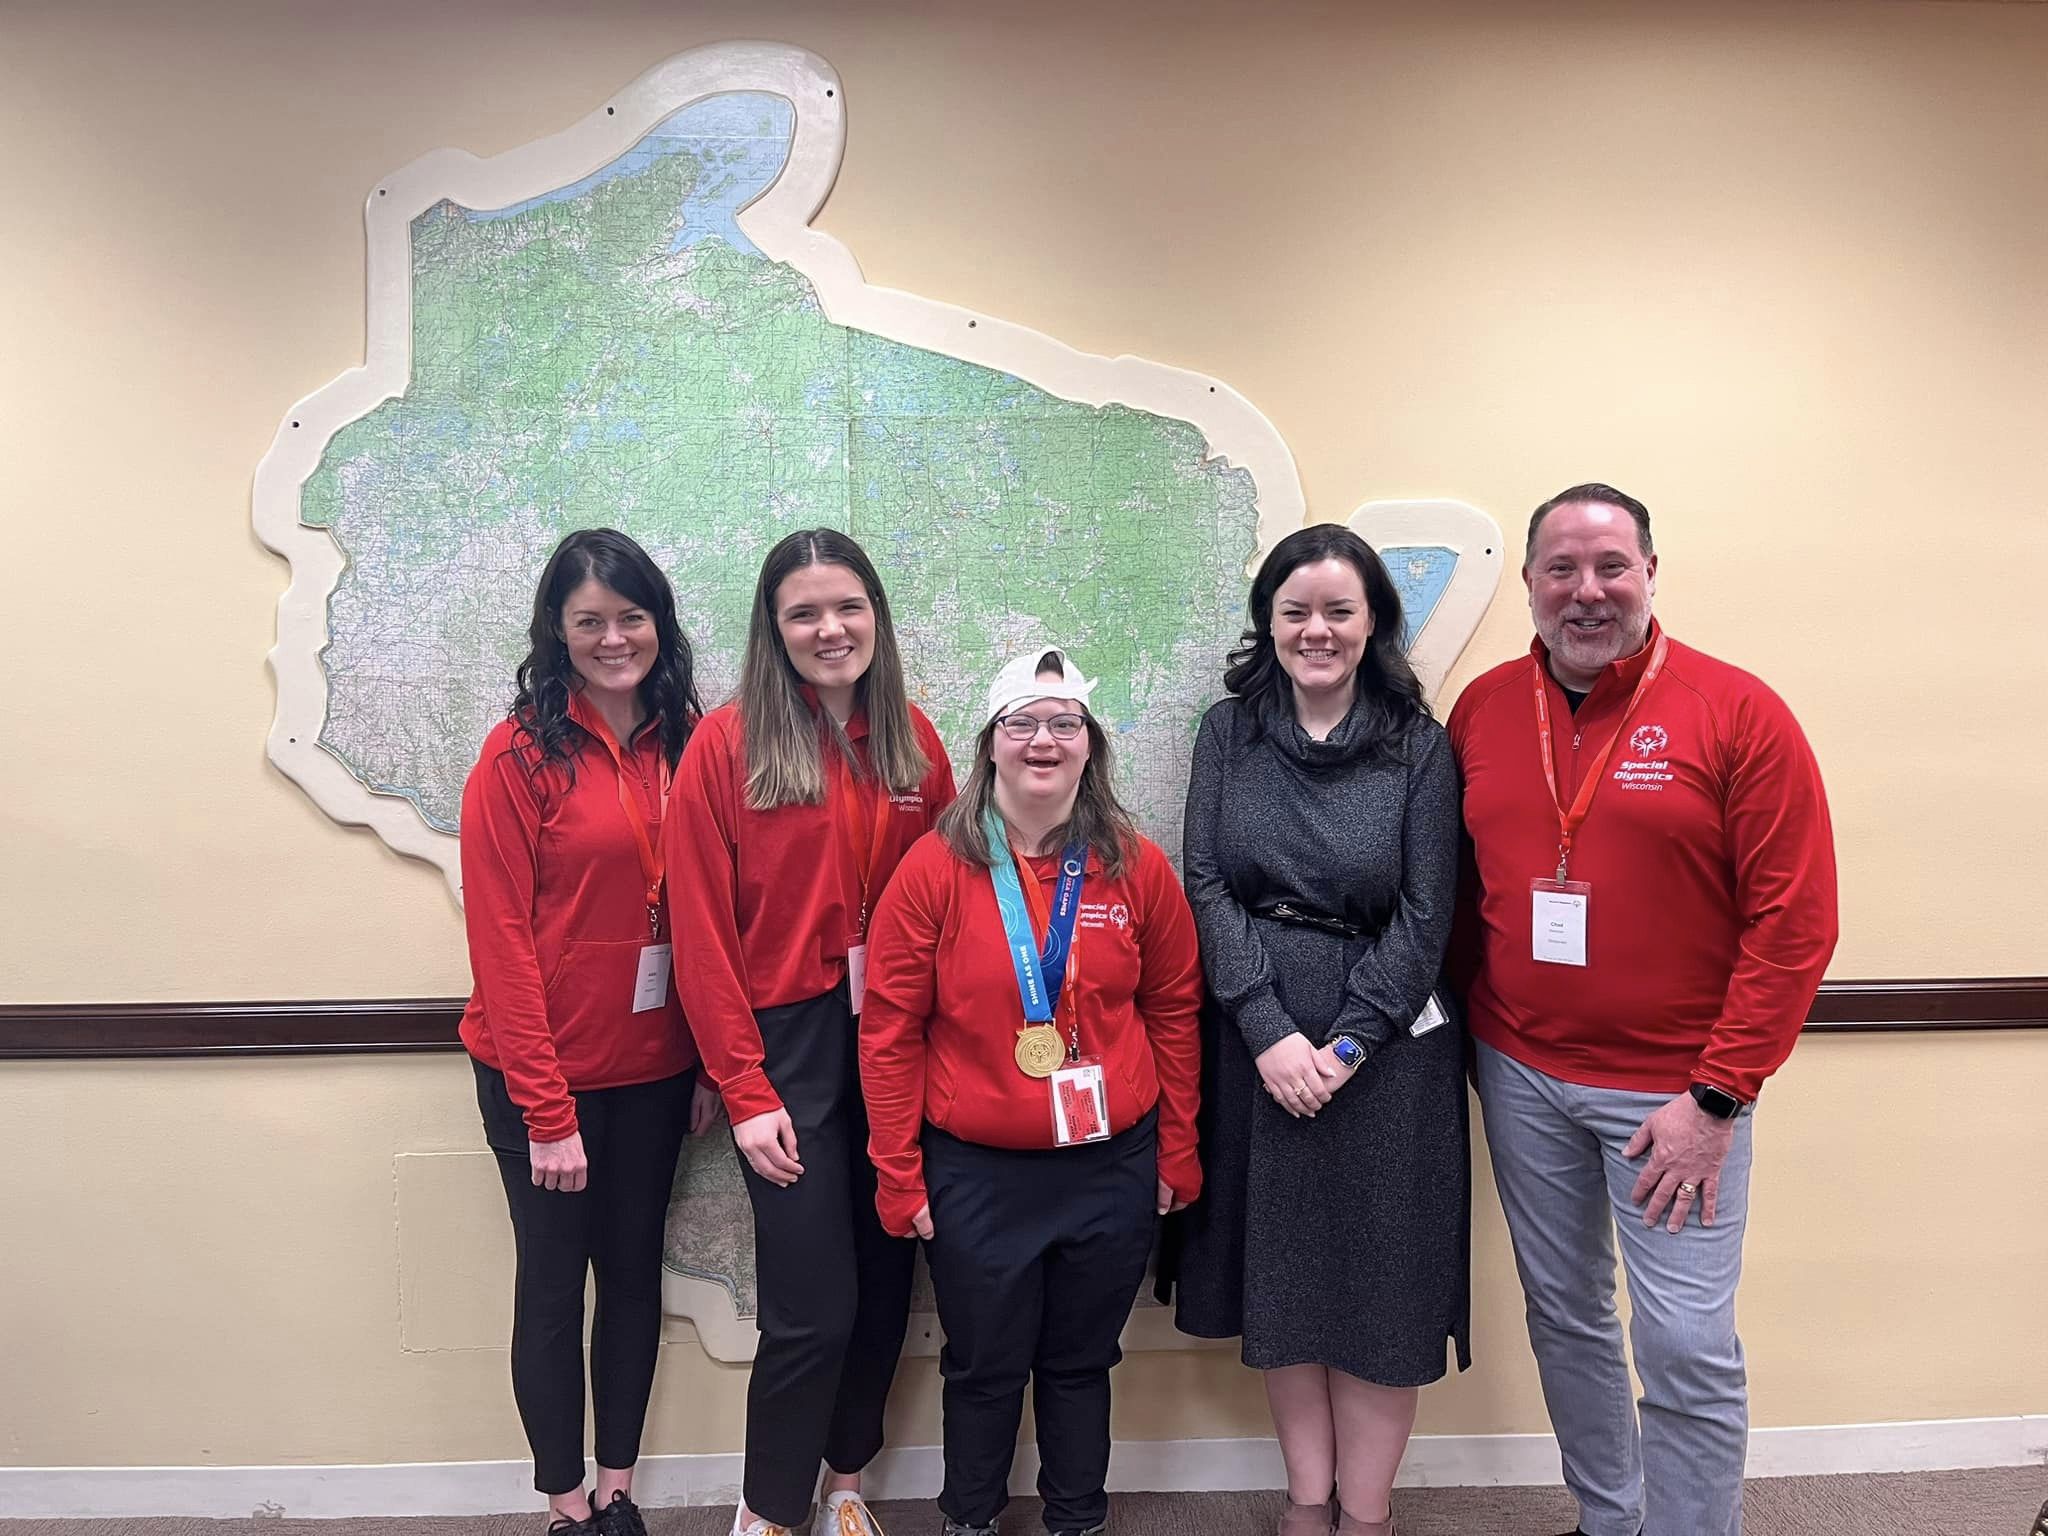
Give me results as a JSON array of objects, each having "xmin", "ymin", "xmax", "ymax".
[
  {"xmin": 1448, "ymin": 623, "xmax": 1838, "ymax": 1102},
  {"xmin": 859, "ymin": 829, "xmax": 1204, "ymax": 1239},
  {"xmin": 665, "ymin": 698, "xmax": 956, "ymax": 1123},
  {"xmin": 459, "ymin": 694, "xmax": 698, "ymax": 1142}
]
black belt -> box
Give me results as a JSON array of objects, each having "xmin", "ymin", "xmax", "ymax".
[{"xmin": 1253, "ymin": 901, "xmax": 1363, "ymax": 939}]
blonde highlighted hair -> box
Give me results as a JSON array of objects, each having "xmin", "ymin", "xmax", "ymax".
[{"xmin": 738, "ymin": 528, "xmax": 929, "ymax": 809}]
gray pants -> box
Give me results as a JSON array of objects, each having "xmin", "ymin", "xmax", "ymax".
[{"xmin": 1474, "ymin": 1041, "xmax": 1755, "ymax": 1536}]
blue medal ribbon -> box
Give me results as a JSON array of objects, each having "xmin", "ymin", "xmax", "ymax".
[{"xmin": 983, "ymin": 807, "xmax": 1086, "ymax": 1022}]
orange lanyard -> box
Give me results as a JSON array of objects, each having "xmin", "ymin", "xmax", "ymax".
[
  {"xmin": 584, "ymin": 713, "xmax": 671, "ymax": 938},
  {"xmin": 834, "ymin": 749, "xmax": 893, "ymax": 935},
  {"xmin": 1531, "ymin": 632, "xmax": 1668, "ymax": 881}
]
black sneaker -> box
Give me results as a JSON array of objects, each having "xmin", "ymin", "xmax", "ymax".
[
  {"xmin": 548, "ymin": 1506, "xmax": 600, "ymax": 1536},
  {"xmin": 595, "ymin": 1489, "xmax": 650, "ymax": 1536},
  {"xmin": 1049, "ymin": 1526, "xmax": 1106, "ymax": 1536},
  {"xmin": 2030, "ymin": 1496, "xmax": 2048, "ymax": 1536},
  {"xmin": 941, "ymin": 1522, "xmax": 998, "ymax": 1536}
]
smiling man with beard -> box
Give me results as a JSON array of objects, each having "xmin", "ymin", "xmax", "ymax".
[{"xmin": 1447, "ymin": 484, "xmax": 1839, "ymax": 1536}]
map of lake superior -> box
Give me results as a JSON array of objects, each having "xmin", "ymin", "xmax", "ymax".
[{"xmin": 299, "ymin": 91, "xmax": 1264, "ymax": 865}]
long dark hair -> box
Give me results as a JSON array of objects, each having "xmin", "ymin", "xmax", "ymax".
[
  {"xmin": 510, "ymin": 528, "xmax": 701, "ymax": 771},
  {"xmin": 937, "ymin": 653, "xmax": 1137, "ymax": 879},
  {"xmin": 1224, "ymin": 524, "xmax": 1428, "ymax": 754},
  {"xmin": 738, "ymin": 528, "xmax": 928, "ymax": 809}
]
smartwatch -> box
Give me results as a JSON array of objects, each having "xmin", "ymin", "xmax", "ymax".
[
  {"xmin": 1689, "ymin": 1082, "xmax": 1742, "ymax": 1120},
  {"xmin": 1330, "ymin": 1035, "xmax": 1368, "ymax": 1070}
]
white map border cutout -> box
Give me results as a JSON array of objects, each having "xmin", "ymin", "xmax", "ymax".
[
  {"xmin": 253, "ymin": 39, "xmax": 1311, "ymax": 900},
  {"xmin": 1346, "ymin": 498, "xmax": 1505, "ymax": 698},
  {"xmin": 252, "ymin": 41, "xmax": 1503, "ymax": 1360}
]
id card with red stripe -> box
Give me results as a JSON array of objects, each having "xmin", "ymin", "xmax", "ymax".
[{"xmin": 1050, "ymin": 1057, "xmax": 1110, "ymax": 1145}]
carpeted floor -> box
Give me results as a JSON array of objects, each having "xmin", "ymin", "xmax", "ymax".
[{"xmin": 5, "ymin": 1469, "xmax": 2045, "ymax": 1536}]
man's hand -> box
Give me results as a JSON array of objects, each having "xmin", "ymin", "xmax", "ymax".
[
  {"xmin": 529, "ymin": 1131, "xmax": 588, "ymax": 1193},
  {"xmin": 910, "ymin": 1202, "xmax": 934, "ymax": 1240},
  {"xmin": 1254, "ymin": 1033, "xmax": 1342, "ymax": 1117},
  {"xmin": 1156, "ymin": 1178, "xmax": 1188, "ymax": 1216},
  {"xmin": 732, "ymin": 1108, "xmax": 803, "ymax": 1186},
  {"xmin": 1625, "ymin": 1092, "xmax": 1737, "ymax": 1232}
]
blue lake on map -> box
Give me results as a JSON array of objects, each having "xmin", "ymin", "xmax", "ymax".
[{"xmin": 1380, "ymin": 545, "xmax": 1459, "ymax": 649}]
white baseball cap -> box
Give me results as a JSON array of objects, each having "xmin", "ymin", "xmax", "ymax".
[{"xmin": 985, "ymin": 645, "xmax": 1098, "ymax": 725}]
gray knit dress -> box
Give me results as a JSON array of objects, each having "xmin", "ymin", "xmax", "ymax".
[{"xmin": 1170, "ymin": 690, "xmax": 1470, "ymax": 1384}]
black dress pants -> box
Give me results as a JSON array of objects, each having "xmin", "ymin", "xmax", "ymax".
[
  {"xmin": 737, "ymin": 983, "xmax": 919, "ymax": 1527},
  {"xmin": 474, "ymin": 1059, "xmax": 694, "ymax": 1496},
  {"xmin": 922, "ymin": 1112, "xmax": 1159, "ymax": 1535}
]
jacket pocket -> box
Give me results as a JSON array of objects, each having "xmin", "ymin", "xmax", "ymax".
[
  {"xmin": 926, "ymin": 1051, "xmax": 959, "ymax": 1130},
  {"xmin": 542, "ymin": 938, "xmax": 647, "ymax": 1067},
  {"xmin": 1116, "ymin": 1029, "xmax": 1159, "ymax": 1106}
]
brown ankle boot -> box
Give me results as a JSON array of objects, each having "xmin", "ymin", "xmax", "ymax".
[
  {"xmin": 1334, "ymin": 1509, "xmax": 1394, "ymax": 1536},
  {"xmin": 1277, "ymin": 1497, "xmax": 1334, "ymax": 1536}
]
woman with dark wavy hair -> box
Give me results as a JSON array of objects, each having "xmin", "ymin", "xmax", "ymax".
[
  {"xmin": 1170, "ymin": 525, "xmax": 1470, "ymax": 1536},
  {"xmin": 666, "ymin": 528, "xmax": 957, "ymax": 1536},
  {"xmin": 458, "ymin": 527, "xmax": 718, "ymax": 1536}
]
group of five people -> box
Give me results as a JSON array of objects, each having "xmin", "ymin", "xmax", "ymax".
[{"xmin": 458, "ymin": 483, "xmax": 1837, "ymax": 1536}]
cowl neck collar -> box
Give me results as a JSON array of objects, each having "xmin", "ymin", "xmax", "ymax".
[{"xmin": 1256, "ymin": 684, "xmax": 1382, "ymax": 773}]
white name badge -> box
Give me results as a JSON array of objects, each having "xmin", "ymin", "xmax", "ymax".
[
  {"xmin": 632, "ymin": 943, "xmax": 674, "ymax": 1012},
  {"xmin": 846, "ymin": 942, "xmax": 868, "ymax": 1015},
  {"xmin": 1049, "ymin": 1058, "xmax": 1111, "ymax": 1146},
  {"xmin": 1411, "ymin": 992, "xmax": 1449, "ymax": 1036},
  {"xmin": 1530, "ymin": 879, "xmax": 1591, "ymax": 967}
]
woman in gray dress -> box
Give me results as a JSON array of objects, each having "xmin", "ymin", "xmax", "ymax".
[{"xmin": 1171, "ymin": 525, "xmax": 1468, "ymax": 1536}]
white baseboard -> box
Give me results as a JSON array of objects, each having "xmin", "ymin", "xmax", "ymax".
[{"xmin": 4, "ymin": 1418, "xmax": 2041, "ymax": 1519}]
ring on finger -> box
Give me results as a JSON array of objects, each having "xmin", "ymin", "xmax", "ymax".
[{"xmin": 1677, "ymin": 1181, "xmax": 1699, "ymax": 1198}]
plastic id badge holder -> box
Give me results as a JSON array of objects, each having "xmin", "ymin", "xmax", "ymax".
[
  {"xmin": 1050, "ymin": 1058, "xmax": 1111, "ymax": 1145},
  {"xmin": 1530, "ymin": 879, "xmax": 1590, "ymax": 967}
]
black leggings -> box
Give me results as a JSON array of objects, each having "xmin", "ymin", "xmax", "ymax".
[
  {"xmin": 737, "ymin": 983, "xmax": 919, "ymax": 1527},
  {"xmin": 474, "ymin": 1059, "xmax": 694, "ymax": 1496}
]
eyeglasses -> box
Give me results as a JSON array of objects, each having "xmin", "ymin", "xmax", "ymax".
[{"xmin": 994, "ymin": 712, "xmax": 1087, "ymax": 742}]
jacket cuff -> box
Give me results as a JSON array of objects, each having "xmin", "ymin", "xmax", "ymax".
[
  {"xmin": 1327, "ymin": 999, "xmax": 1399, "ymax": 1055},
  {"xmin": 875, "ymin": 1180, "xmax": 929, "ymax": 1240},
  {"xmin": 717, "ymin": 1068, "xmax": 784, "ymax": 1124},
  {"xmin": 523, "ymin": 1097, "xmax": 579, "ymax": 1144},
  {"xmin": 1232, "ymin": 988, "xmax": 1298, "ymax": 1057}
]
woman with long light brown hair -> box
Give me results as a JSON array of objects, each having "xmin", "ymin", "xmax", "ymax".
[{"xmin": 666, "ymin": 528, "xmax": 957, "ymax": 1536}]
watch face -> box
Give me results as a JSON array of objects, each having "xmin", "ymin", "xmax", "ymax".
[{"xmin": 1332, "ymin": 1037, "xmax": 1364, "ymax": 1068}]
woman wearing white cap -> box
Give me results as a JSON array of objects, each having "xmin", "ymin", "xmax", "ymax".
[{"xmin": 859, "ymin": 646, "xmax": 1204, "ymax": 1536}]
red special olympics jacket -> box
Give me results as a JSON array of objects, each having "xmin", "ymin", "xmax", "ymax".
[
  {"xmin": 664, "ymin": 697, "xmax": 956, "ymax": 1123},
  {"xmin": 459, "ymin": 694, "xmax": 698, "ymax": 1142},
  {"xmin": 1448, "ymin": 623, "xmax": 1839, "ymax": 1102},
  {"xmin": 859, "ymin": 830, "xmax": 1205, "ymax": 1238}
]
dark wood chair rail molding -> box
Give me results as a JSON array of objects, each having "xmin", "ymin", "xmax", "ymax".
[{"xmin": 2, "ymin": 979, "xmax": 2043, "ymax": 1059}]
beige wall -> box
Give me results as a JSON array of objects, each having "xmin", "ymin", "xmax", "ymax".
[{"xmin": 3, "ymin": 0, "xmax": 2044, "ymax": 1467}]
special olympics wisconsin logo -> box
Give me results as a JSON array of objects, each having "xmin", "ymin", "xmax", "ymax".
[{"xmin": 1630, "ymin": 724, "xmax": 1669, "ymax": 756}]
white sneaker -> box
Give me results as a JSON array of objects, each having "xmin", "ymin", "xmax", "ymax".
[
  {"xmin": 813, "ymin": 1489, "xmax": 888, "ymax": 1536},
  {"xmin": 731, "ymin": 1506, "xmax": 792, "ymax": 1536}
]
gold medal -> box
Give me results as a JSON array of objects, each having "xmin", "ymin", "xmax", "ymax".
[{"xmin": 1014, "ymin": 1024, "xmax": 1065, "ymax": 1079}]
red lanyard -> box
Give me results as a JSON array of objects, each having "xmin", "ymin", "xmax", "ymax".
[
  {"xmin": 833, "ymin": 748, "xmax": 893, "ymax": 935},
  {"xmin": 1531, "ymin": 632, "xmax": 1668, "ymax": 881},
  {"xmin": 583, "ymin": 712, "xmax": 671, "ymax": 938}
]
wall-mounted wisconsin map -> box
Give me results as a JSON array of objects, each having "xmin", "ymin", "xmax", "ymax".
[{"xmin": 254, "ymin": 42, "xmax": 1499, "ymax": 1359}]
